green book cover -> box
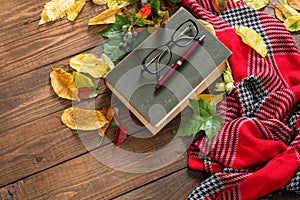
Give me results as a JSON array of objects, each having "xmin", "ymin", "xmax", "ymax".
[{"xmin": 105, "ymin": 7, "xmax": 232, "ymax": 134}]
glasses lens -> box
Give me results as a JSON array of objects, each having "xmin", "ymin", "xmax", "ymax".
[
  {"xmin": 143, "ymin": 46, "xmax": 171, "ymax": 74},
  {"xmin": 172, "ymin": 20, "xmax": 198, "ymax": 47}
]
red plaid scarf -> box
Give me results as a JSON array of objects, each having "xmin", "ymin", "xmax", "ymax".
[{"xmin": 181, "ymin": 0, "xmax": 300, "ymax": 199}]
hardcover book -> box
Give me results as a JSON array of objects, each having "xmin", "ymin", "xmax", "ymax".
[{"xmin": 105, "ymin": 7, "xmax": 232, "ymax": 134}]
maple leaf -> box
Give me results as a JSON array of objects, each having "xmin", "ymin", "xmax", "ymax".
[
  {"xmin": 176, "ymin": 99, "xmax": 225, "ymax": 141},
  {"xmin": 275, "ymin": 4, "xmax": 300, "ymax": 22}
]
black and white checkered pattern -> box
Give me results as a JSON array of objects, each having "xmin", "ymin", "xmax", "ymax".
[
  {"xmin": 237, "ymin": 75, "xmax": 269, "ymax": 118},
  {"xmin": 188, "ymin": 175, "xmax": 224, "ymax": 199},
  {"xmin": 218, "ymin": 5, "xmax": 273, "ymax": 56},
  {"xmin": 282, "ymin": 169, "xmax": 300, "ymax": 194}
]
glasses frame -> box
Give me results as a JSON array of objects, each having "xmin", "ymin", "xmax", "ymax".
[{"xmin": 141, "ymin": 19, "xmax": 199, "ymax": 80}]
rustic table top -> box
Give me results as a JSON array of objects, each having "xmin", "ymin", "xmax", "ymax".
[{"xmin": 1, "ymin": 1, "xmax": 300, "ymax": 199}]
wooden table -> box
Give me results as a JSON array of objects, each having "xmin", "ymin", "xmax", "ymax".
[{"xmin": 1, "ymin": 1, "xmax": 300, "ymax": 199}]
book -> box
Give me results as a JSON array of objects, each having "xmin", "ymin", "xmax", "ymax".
[{"xmin": 105, "ymin": 7, "xmax": 232, "ymax": 135}]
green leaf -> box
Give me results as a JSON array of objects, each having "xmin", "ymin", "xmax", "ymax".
[
  {"xmin": 176, "ymin": 99, "xmax": 225, "ymax": 141},
  {"xmin": 99, "ymin": 14, "xmax": 131, "ymax": 38},
  {"xmin": 103, "ymin": 35, "xmax": 127, "ymax": 62},
  {"xmin": 150, "ymin": 0, "xmax": 160, "ymax": 11}
]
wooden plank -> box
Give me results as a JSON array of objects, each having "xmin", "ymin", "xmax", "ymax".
[
  {"xmin": 0, "ymin": 0, "xmax": 107, "ymax": 81},
  {"xmin": 115, "ymin": 168, "xmax": 300, "ymax": 200},
  {"xmin": 0, "ymin": 94, "xmax": 186, "ymax": 187},
  {"xmin": 0, "ymin": 146, "xmax": 188, "ymax": 200},
  {"xmin": 114, "ymin": 168, "xmax": 208, "ymax": 200}
]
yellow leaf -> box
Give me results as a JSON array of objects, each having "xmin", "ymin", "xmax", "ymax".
[
  {"xmin": 194, "ymin": 93, "xmax": 224, "ymax": 104},
  {"xmin": 275, "ymin": 4, "xmax": 300, "ymax": 22},
  {"xmin": 39, "ymin": 0, "xmax": 75, "ymax": 25},
  {"xmin": 288, "ymin": 0, "xmax": 300, "ymax": 10},
  {"xmin": 98, "ymin": 107, "xmax": 114, "ymax": 136},
  {"xmin": 50, "ymin": 68, "xmax": 79, "ymax": 101},
  {"xmin": 107, "ymin": 0, "xmax": 129, "ymax": 8},
  {"xmin": 247, "ymin": 0, "xmax": 270, "ymax": 10},
  {"xmin": 88, "ymin": 6, "xmax": 121, "ymax": 25},
  {"xmin": 66, "ymin": 0, "xmax": 86, "ymax": 21},
  {"xmin": 70, "ymin": 53, "xmax": 109, "ymax": 78},
  {"xmin": 61, "ymin": 107, "xmax": 108, "ymax": 130},
  {"xmin": 197, "ymin": 19, "xmax": 216, "ymax": 36},
  {"xmin": 93, "ymin": 0, "xmax": 107, "ymax": 5},
  {"xmin": 284, "ymin": 15, "xmax": 300, "ymax": 31},
  {"xmin": 235, "ymin": 26, "xmax": 267, "ymax": 57}
]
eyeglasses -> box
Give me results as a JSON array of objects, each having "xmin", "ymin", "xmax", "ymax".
[{"xmin": 141, "ymin": 19, "xmax": 199, "ymax": 80}]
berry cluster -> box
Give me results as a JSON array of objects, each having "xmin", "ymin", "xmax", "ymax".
[{"xmin": 119, "ymin": 25, "xmax": 138, "ymax": 53}]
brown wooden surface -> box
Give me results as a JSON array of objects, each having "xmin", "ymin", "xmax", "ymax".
[{"xmin": 1, "ymin": 1, "xmax": 300, "ymax": 200}]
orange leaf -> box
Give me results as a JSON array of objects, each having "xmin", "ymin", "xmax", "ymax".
[
  {"xmin": 50, "ymin": 68, "xmax": 79, "ymax": 101},
  {"xmin": 212, "ymin": 0, "xmax": 227, "ymax": 13}
]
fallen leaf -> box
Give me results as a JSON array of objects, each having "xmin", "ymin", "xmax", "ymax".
[
  {"xmin": 50, "ymin": 68, "xmax": 79, "ymax": 101},
  {"xmin": 61, "ymin": 107, "xmax": 108, "ymax": 130},
  {"xmin": 284, "ymin": 15, "xmax": 300, "ymax": 31},
  {"xmin": 107, "ymin": 0, "xmax": 129, "ymax": 8},
  {"xmin": 98, "ymin": 107, "xmax": 114, "ymax": 137},
  {"xmin": 212, "ymin": 0, "xmax": 227, "ymax": 13},
  {"xmin": 70, "ymin": 53, "xmax": 109, "ymax": 78},
  {"xmin": 194, "ymin": 93, "xmax": 224, "ymax": 104},
  {"xmin": 176, "ymin": 99, "xmax": 224, "ymax": 141},
  {"xmin": 73, "ymin": 72, "xmax": 100, "ymax": 99},
  {"xmin": 275, "ymin": 4, "xmax": 300, "ymax": 22},
  {"xmin": 92, "ymin": 0, "xmax": 107, "ymax": 5},
  {"xmin": 235, "ymin": 25, "xmax": 267, "ymax": 57},
  {"xmin": 246, "ymin": 0, "xmax": 270, "ymax": 10},
  {"xmin": 88, "ymin": 6, "xmax": 121, "ymax": 25},
  {"xmin": 66, "ymin": 0, "xmax": 86, "ymax": 21},
  {"xmin": 112, "ymin": 108, "xmax": 128, "ymax": 146},
  {"xmin": 197, "ymin": 19, "xmax": 216, "ymax": 36},
  {"xmin": 288, "ymin": 0, "xmax": 300, "ymax": 10},
  {"xmin": 39, "ymin": 0, "xmax": 75, "ymax": 25}
]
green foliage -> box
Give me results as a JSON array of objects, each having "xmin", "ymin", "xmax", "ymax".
[
  {"xmin": 150, "ymin": 0, "xmax": 160, "ymax": 11},
  {"xmin": 100, "ymin": 14, "xmax": 131, "ymax": 38},
  {"xmin": 176, "ymin": 98, "xmax": 225, "ymax": 141}
]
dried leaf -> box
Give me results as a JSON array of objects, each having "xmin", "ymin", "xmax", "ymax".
[
  {"xmin": 246, "ymin": 0, "xmax": 270, "ymax": 10},
  {"xmin": 70, "ymin": 53, "xmax": 109, "ymax": 78},
  {"xmin": 66, "ymin": 0, "xmax": 86, "ymax": 21},
  {"xmin": 197, "ymin": 19, "xmax": 216, "ymax": 36},
  {"xmin": 288, "ymin": 0, "xmax": 300, "ymax": 10},
  {"xmin": 92, "ymin": 0, "xmax": 107, "ymax": 5},
  {"xmin": 39, "ymin": 0, "xmax": 75, "ymax": 25},
  {"xmin": 88, "ymin": 6, "xmax": 121, "ymax": 25},
  {"xmin": 107, "ymin": 0, "xmax": 129, "ymax": 8},
  {"xmin": 212, "ymin": 0, "xmax": 227, "ymax": 13},
  {"xmin": 98, "ymin": 107, "xmax": 114, "ymax": 137},
  {"xmin": 61, "ymin": 107, "xmax": 108, "ymax": 130},
  {"xmin": 194, "ymin": 93, "xmax": 224, "ymax": 104},
  {"xmin": 275, "ymin": 4, "xmax": 300, "ymax": 22},
  {"xmin": 284, "ymin": 15, "xmax": 300, "ymax": 31},
  {"xmin": 50, "ymin": 68, "xmax": 79, "ymax": 101},
  {"xmin": 235, "ymin": 26, "xmax": 267, "ymax": 57}
]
